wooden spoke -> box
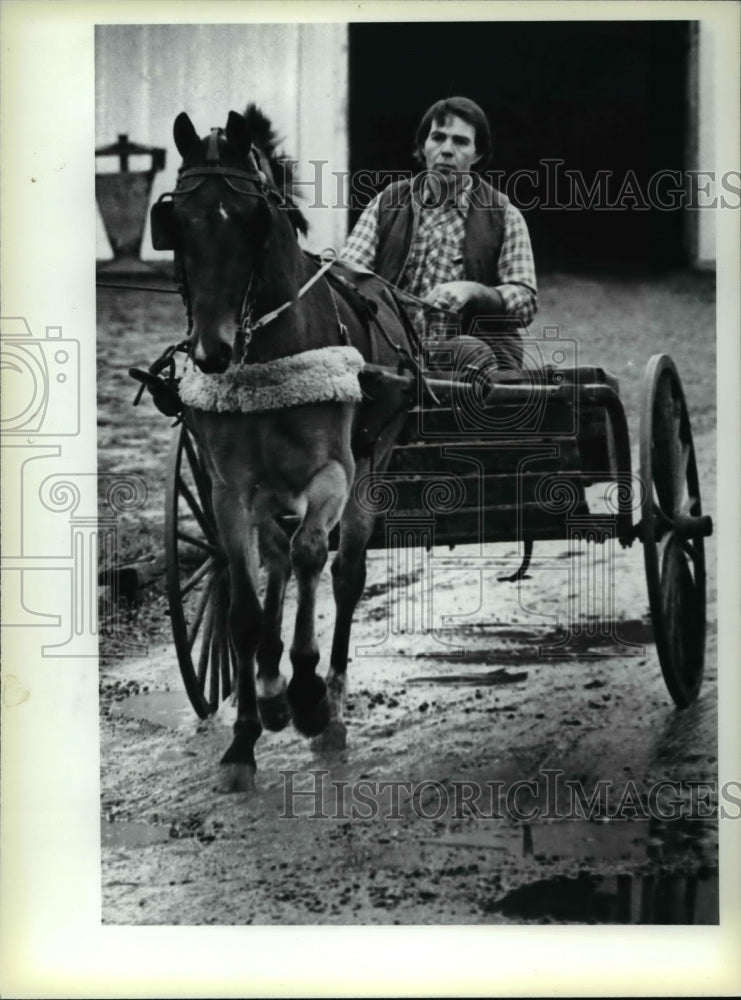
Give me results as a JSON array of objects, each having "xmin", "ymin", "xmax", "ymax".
[
  {"xmin": 640, "ymin": 355, "xmax": 708, "ymax": 707},
  {"xmin": 187, "ymin": 570, "xmax": 219, "ymax": 647},
  {"xmin": 179, "ymin": 554, "xmax": 218, "ymax": 600},
  {"xmin": 182, "ymin": 426, "xmax": 216, "ymax": 524},
  {"xmin": 178, "ymin": 476, "xmax": 217, "ymax": 545},
  {"xmin": 673, "ymin": 440, "xmax": 690, "ymax": 507},
  {"xmin": 196, "ymin": 596, "xmax": 216, "ymax": 688},
  {"xmin": 208, "ymin": 625, "xmax": 221, "ymax": 710},
  {"xmin": 177, "ymin": 530, "xmax": 219, "ymax": 557},
  {"xmin": 678, "ymin": 537, "xmax": 703, "ymax": 569}
]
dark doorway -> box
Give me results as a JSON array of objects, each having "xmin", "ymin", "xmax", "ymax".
[{"xmin": 348, "ymin": 21, "xmax": 690, "ymax": 271}]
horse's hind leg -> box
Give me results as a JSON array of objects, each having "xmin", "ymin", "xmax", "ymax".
[
  {"xmin": 255, "ymin": 519, "xmax": 291, "ymax": 731},
  {"xmin": 287, "ymin": 460, "xmax": 350, "ymax": 737},
  {"xmin": 214, "ymin": 493, "xmax": 263, "ymax": 792}
]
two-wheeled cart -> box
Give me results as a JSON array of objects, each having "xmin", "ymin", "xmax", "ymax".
[{"xmin": 163, "ymin": 353, "xmax": 711, "ymax": 718}]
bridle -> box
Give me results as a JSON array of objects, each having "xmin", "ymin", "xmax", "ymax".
[
  {"xmin": 160, "ymin": 142, "xmax": 274, "ymax": 344},
  {"xmin": 155, "ymin": 135, "xmax": 342, "ymax": 363}
]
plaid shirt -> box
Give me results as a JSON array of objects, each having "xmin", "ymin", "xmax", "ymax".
[{"xmin": 340, "ymin": 175, "xmax": 538, "ymax": 334}]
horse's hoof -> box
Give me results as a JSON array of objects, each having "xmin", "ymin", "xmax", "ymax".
[
  {"xmin": 257, "ymin": 693, "xmax": 291, "ymax": 732},
  {"xmin": 257, "ymin": 676, "xmax": 291, "ymax": 732},
  {"xmin": 217, "ymin": 762, "xmax": 256, "ymax": 794},
  {"xmin": 311, "ymin": 719, "xmax": 347, "ymax": 753},
  {"xmin": 287, "ymin": 675, "xmax": 330, "ymax": 738}
]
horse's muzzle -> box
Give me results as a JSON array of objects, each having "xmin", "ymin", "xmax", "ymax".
[{"xmin": 193, "ymin": 340, "xmax": 233, "ymax": 374}]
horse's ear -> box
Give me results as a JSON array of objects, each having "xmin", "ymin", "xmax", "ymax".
[
  {"xmin": 225, "ymin": 111, "xmax": 253, "ymax": 159},
  {"xmin": 173, "ymin": 112, "xmax": 200, "ymax": 159}
]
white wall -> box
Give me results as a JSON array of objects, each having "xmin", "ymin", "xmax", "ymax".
[
  {"xmin": 696, "ymin": 20, "xmax": 715, "ymax": 268},
  {"xmin": 95, "ymin": 23, "xmax": 348, "ymax": 261},
  {"xmin": 686, "ymin": 20, "xmax": 716, "ymax": 269}
]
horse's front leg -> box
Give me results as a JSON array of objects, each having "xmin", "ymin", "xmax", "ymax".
[
  {"xmin": 287, "ymin": 460, "xmax": 350, "ymax": 737},
  {"xmin": 254, "ymin": 518, "xmax": 292, "ymax": 732},
  {"xmin": 213, "ymin": 488, "xmax": 263, "ymax": 792},
  {"xmin": 312, "ymin": 472, "xmax": 376, "ymax": 753}
]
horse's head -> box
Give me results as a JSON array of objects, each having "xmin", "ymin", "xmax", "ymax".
[{"xmin": 160, "ymin": 110, "xmax": 304, "ymax": 374}]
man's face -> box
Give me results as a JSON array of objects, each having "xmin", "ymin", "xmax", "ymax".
[{"xmin": 421, "ymin": 113, "xmax": 480, "ymax": 176}]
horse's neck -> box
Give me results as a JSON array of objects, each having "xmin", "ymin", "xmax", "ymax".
[
  {"xmin": 247, "ymin": 234, "xmax": 319, "ymax": 361},
  {"xmin": 252, "ymin": 228, "xmax": 311, "ymax": 315}
]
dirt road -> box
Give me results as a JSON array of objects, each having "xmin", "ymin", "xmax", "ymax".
[{"xmin": 97, "ymin": 271, "xmax": 718, "ymax": 924}]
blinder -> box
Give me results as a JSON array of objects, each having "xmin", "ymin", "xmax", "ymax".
[{"xmin": 151, "ymin": 196, "xmax": 177, "ymax": 251}]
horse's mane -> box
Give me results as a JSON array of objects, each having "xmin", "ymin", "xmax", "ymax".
[{"xmin": 243, "ymin": 103, "xmax": 308, "ymax": 236}]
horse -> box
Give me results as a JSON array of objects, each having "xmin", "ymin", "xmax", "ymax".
[{"xmin": 162, "ymin": 107, "xmax": 414, "ymax": 792}]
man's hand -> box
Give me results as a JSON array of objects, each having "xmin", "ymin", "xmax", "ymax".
[{"xmin": 424, "ymin": 280, "xmax": 504, "ymax": 314}]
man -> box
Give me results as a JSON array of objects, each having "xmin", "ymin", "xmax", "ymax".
[{"xmin": 340, "ymin": 96, "xmax": 537, "ymax": 375}]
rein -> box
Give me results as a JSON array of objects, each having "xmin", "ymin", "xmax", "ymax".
[
  {"xmin": 241, "ymin": 251, "xmax": 340, "ymax": 336},
  {"xmin": 97, "ymin": 258, "xmax": 459, "ymax": 322},
  {"xmin": 336, "ymin": 259, "xmax": 459, "ymax": 321}
]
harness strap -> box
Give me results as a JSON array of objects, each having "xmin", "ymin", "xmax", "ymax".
[
  {"xmin": 245, "ymin": 253, "xmax": 339, "ymax": 335},
  {"xmin": 324, "ymin": 261, "xmax": 440, "ymax": 404},
  {"xmin": 206, "ymin": 129, "xmax": 221, "ymax": 165},
  {"xmin": 336, "ymin": 257, "xmax": 459, "ymax": 321},
  {"xmin": 326, "ymin": 283, "xmax": 350, "ymax": 346},
  {"xmin": 365, "ymin": 309, "xmax": 440, "ymax": 405}
]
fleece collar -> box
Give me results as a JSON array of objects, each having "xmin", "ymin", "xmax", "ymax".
[{"xmin": 178, "ymin": 345, "xmax": 365, "ymax": 414}]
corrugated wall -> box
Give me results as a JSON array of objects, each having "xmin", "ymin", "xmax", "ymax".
[{"xmin": 95, "ymin": 23, "xmax": 348, "ymax": 260}]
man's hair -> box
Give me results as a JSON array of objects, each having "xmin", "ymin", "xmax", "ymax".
[{"xmin": 414, "ymin": 96, "xmax": 492, "ymax": 170}]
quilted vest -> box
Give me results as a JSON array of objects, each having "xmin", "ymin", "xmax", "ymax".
[{"xmin": 373, "ymin": 175, "xmax": 508, "ymax": 287}]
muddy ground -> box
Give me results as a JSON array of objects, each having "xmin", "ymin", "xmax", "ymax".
[{"xmin": 97, "ymin": 269, "xmax": 718, "ymax": 925}]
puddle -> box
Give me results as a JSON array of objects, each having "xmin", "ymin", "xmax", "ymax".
[
  {"xmin": 431, "ymin": 817, "xmax": 715, "ymax": 864},
  {"xmin": 450, "ymin": 622, "xmax": 652, "ymax": 644},
  {"xmin": 484, "ymin": 870, "xmax": 718, "ymax": 924},
  {"xmin": 409, "ymin": 667, "xmax": 528, "ymax": 686},
  {"xmin": 110, "ymin": 690, "xmax": 193, "ymax": 727},
  {"xmin": 417, "ymin": 620, "xmax": 654, "ymax": 662},
  {"xmin": 434, "ymin": 819, "xmax": 644, "ymax": 859},
  {"xmin": 101, "ymin": 819, "xmax": 172, "ymax": 849},
  {"xmin": 364, "ymin": 568, "xmax": 424, "ymax": 601},
  {"xmin": 431, "ymin": 818, "xmax": 718, "ymax": 924}
]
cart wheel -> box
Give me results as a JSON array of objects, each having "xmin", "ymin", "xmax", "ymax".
[
  {"xmin": 165, "ymin": 422, "xmax": 235, "ymax": 718},
  {"xmin": 640, "ymin": 355, "xmax": 710, "ymax": 707}
]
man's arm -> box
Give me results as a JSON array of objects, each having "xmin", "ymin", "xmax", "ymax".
[
  {"xmin": 424, "ymin": 201, "xmax": 538, "ymax": 326},
  {"xmin": 338, "ymin": 194, "xmax": 381, "ymax": 269},
  {"xmin": 491, "ymin": 201, "xmax": 538, "ymax": 324}
]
